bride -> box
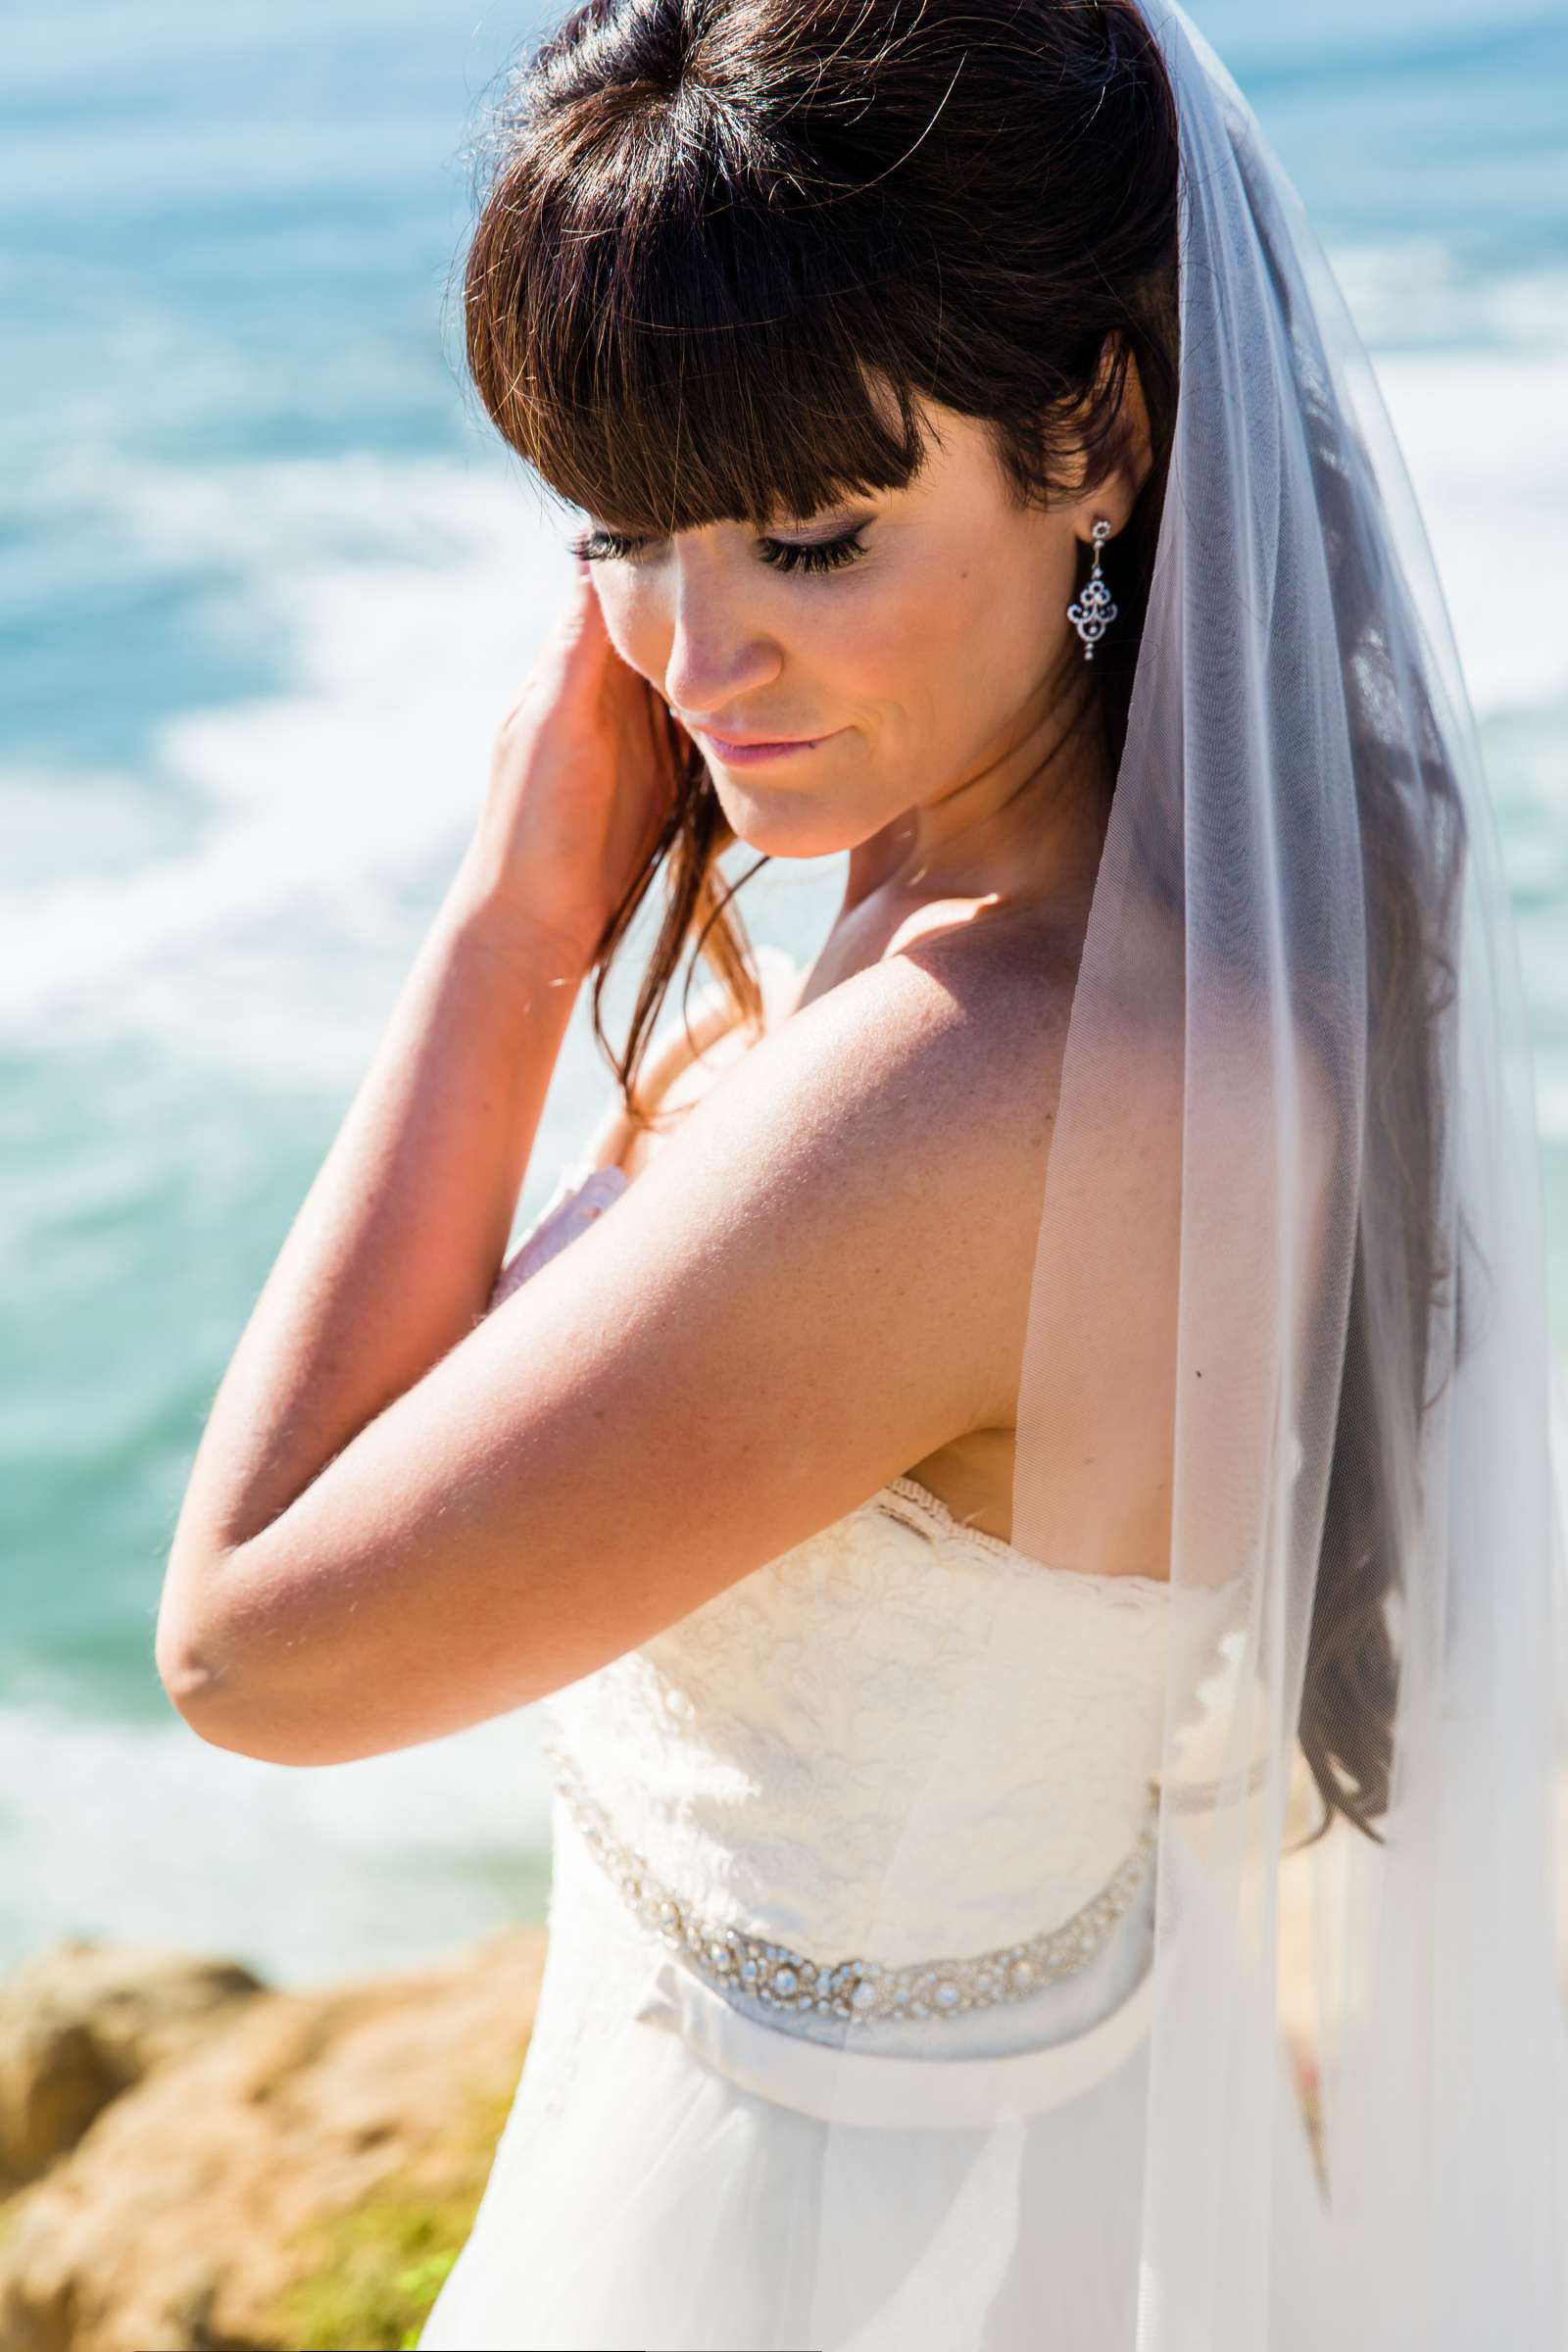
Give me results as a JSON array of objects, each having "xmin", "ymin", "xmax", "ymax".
[{"xmin": 156, "ymin": 0, "xmax": 1568, "ymax": 2344}]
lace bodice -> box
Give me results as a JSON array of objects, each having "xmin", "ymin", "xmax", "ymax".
[{"xmin": 535, "ymin": 1462, "xmax": 1205, "ymax": 1967}]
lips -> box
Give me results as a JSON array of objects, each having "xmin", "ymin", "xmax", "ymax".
[{"xmin": 696, "ymin": 725, "xmax": 840, "ymax": 763}]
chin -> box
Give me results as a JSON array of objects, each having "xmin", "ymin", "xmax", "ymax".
[{"xmin": 710, "ymin": 783, "xmax": 867, "ymax": 861}]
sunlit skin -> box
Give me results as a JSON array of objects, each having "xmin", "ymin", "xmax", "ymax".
[{"xmin": 573, "ymin": 384, "xmax": 1149, "ymax": 928}]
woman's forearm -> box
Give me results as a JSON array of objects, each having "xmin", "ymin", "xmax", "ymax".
[{"xmin": 164, "ymin": 857, "xmax": 587, "ymax": 1590}]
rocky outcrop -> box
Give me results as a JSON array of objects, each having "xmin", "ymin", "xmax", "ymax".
[
  {"xmin": 0, "ymin": 1927, "xmax": 548, "ymax": 2352},
  {"xmin": 0, "ymin": 1940, "xmax": 268, "ymax": 2195}
]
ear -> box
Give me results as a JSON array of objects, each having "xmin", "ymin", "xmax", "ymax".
[{"xmin": 1065, "ymin": 340, "xmax": 1154, "ymax": 546}]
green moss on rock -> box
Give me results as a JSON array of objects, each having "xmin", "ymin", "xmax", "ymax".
[{"xmin": 267, "ymin": 2080, "xmax": 514, "ymax": 2352}]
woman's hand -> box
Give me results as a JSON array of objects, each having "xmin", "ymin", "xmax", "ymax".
[{"xmin": 458, "ymin": 560, "xmax": 688, "ymax": 976}]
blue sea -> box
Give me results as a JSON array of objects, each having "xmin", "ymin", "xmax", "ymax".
[{"xmin": 4, "ymin": 0, "xmax": 1565, "ymax": 1989}]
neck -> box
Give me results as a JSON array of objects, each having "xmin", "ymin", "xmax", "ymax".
[{"xmin": 846, "ymin": 663, "xmax": 1111, "ymax": 920}]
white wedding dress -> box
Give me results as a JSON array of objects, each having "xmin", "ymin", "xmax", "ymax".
[{"xmin": 417, "ymin": 949, "xmax": 1336, "ymax": 2351}]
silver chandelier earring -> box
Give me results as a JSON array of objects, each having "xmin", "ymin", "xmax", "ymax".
[{"xmin": 1066, "ymin": 517, "xmax": 1118, "ymax": 661}]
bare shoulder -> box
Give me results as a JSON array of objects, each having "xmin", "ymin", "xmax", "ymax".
[
  {"xmin": 657, "ymin": 915, "xmax": 1085, "ymax": 1427},
  {"xmin": 774, "ymin": 914, "xmax": 1082, "ymax": 1184}
]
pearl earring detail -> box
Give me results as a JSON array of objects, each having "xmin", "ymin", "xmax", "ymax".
[{"xmin": 1067, "ymin": 517, "xmax": 1118, "ymax": 661}]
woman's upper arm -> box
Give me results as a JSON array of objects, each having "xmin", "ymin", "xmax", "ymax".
[{"xmin": 179, "ymin": 952, "xmax": 1052, "ymax": 1764}]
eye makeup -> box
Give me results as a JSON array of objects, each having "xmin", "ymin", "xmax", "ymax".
[{"xmin": 567, "ymin": 521, "xmax": 870, "ymax": 577}]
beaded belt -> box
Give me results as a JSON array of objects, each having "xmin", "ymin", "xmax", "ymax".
[{"xmin": 540, "ymin": 1727, "xmax": 1160, "ymax": 2031}]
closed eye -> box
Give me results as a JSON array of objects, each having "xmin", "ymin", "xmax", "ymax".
[{"xmin": 568, "ymin": 524, "xmax": 869, "ymax": 577}]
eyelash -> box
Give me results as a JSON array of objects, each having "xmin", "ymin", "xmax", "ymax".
[{"xmin": 568, "ymin": 525, "xmax": 868, "ymax": 577}]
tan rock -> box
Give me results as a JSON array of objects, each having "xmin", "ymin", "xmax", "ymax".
[
  {"xmin": 0, "ymin": 1926, "xmax": 547, "ymax": 2352},
  {"xmin": 0, "ymin": 1940, "xmax": 266, "ymax": 2192}
]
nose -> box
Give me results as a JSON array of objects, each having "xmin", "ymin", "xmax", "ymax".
[{"xmin": 660, "ymin": 556, "xmax": 784, "ymax": 723}]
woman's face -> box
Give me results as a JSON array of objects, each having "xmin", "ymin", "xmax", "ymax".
[{"xmin": 573, "ymin": 395, "xmax": 1095, "ymax": 865}]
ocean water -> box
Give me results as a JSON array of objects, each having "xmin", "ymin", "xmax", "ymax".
[{"xmin": 3, "ymin": 0, "xmax": 1564, "ymax": 1989}]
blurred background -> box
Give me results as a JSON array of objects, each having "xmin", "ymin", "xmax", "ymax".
[{"xmin": 3, "ymin": 0, "xmax": 1565, "ymax": 1990}]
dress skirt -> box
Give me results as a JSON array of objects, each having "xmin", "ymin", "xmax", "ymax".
[{"xmin": 416, "ymin": 1790, "xmax": 1336, "ymax": 2351}]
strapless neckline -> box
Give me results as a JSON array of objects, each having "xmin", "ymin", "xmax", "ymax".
[{"xmin": 871, "ymin": 1472, "xmax": 1193, "ymax": 1602}]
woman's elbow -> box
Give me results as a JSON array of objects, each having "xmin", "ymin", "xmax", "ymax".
[
  {"xmin": 154, "ymin": 1587, "xmax": 330, "ymax": 1767},
  {"xmin": 157, "ymin": 1653, "xmax": 353, "ymax": 1766},
  {"xmin": 156, "ymin": 1531, "xmax": 257, "ymax": 1740},
  {"xmin": 156, "ymin": 1615, "xmax": 271, "ymax": 1758}
]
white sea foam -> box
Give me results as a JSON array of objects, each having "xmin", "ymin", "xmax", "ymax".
[
  {"xmin": 1369, "ymin": 342, "xmax": 1568, "ymax": 720},
  {"xmin": 0, "ymin": 452, "xmax": 582, "ymax": 1066},
  {"xmin": 0, "ymin": 1691, "xmax": 556, "ymax": 1989}
]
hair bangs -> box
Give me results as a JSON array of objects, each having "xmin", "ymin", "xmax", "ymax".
[{"xmin": 466, "ymin": 111, "xmax": 932, "ymax": 536}]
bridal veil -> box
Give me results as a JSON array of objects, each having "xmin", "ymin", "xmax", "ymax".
[{"xmin": 800, "ymin": 3, "xmax": 1568, "ymax": 2341}]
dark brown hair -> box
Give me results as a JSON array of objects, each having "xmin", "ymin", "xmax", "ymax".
[
  {"xmin": 459, "ymin": 0, "xmax": 1179, "ymax": 1080},
  {"xmin": 456, "ymin": 0, "xmax": 1466, "ymax": 1851}
]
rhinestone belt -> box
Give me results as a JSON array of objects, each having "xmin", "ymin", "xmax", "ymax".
[{"xmin": 540, "ymin": 1727, "xmax": 1159, "ymax": 2030}]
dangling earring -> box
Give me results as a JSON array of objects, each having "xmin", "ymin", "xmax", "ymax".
[{"xmin": 1067, "ymin": 517, "xmax": 1118, "ymax": 661}]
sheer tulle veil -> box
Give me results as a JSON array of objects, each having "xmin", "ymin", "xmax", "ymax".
[{"xmin": 795, "ymin": 2, "xmax": 1568, "ymax": 2342}]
